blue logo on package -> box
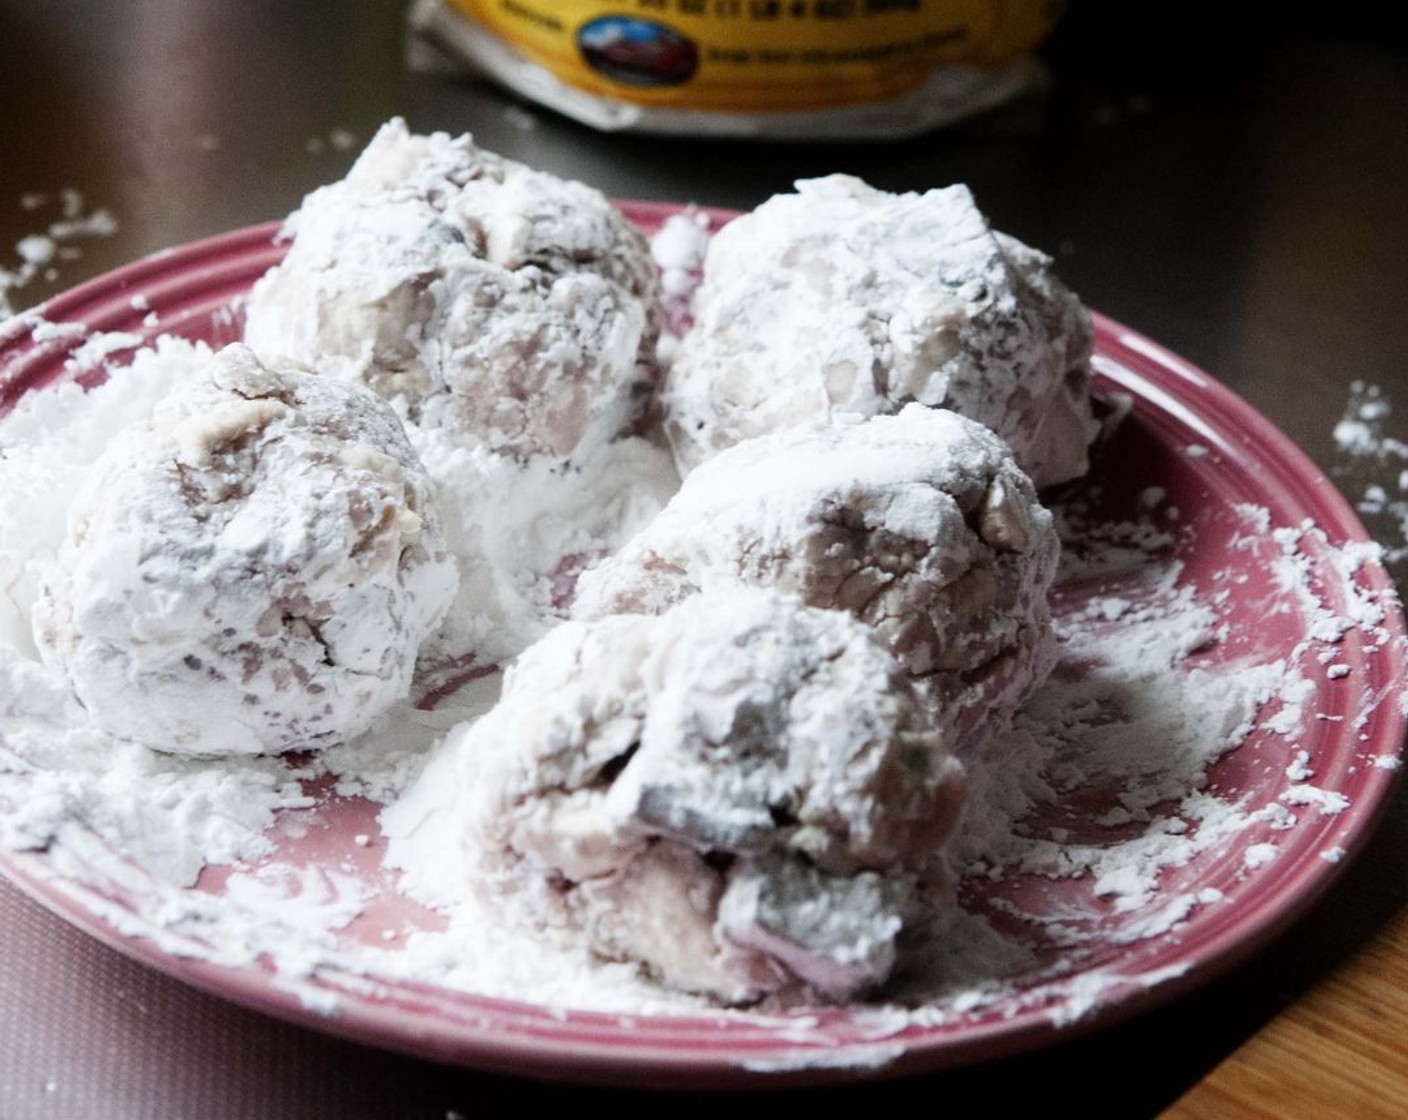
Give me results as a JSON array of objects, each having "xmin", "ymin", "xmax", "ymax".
[{"xmin": 578, "ymin": 16, "xmax": 698, "ymax": 87}]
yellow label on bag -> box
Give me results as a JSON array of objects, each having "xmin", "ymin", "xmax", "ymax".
[{"xmin": 447, "ymin": 1, "xmax": 1061, "ymax": 113}]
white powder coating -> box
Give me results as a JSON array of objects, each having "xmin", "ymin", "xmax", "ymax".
[
  {"xmin": 574, "ymin": 405, "xmax": 1060, "ymax": 746},
  {"xmin": 457, "ymin": 589, "xmax": 967, "ymax": 1003},
  {"xmin": 0, "ymin": 336, "xmax": 214, "ymax": 658},
  {"xmin": 662, "ymin": 175, "xmax": 1097, "ymax": 488},
  {"xmin": 651, "ymin": 210, "xmax": 711, "ymax": 300},
  {"xmin": 243, "ymin": 118, "xmax": 658, "ymax": 461},
  {"xmin": 32, "ymin": 344, "xmax": 458, "ymax": 756},
  {"xmin": 649, "ymin": 209, "xmax": 712, "ymax": 366}
]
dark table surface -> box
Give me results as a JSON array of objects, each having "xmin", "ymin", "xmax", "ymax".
[{"xmin": 3, "ymin": 4, "xmax": 1407, "ymax": 1116}]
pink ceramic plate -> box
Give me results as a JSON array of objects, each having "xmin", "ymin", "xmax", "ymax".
[{"xmin": 0, "ymin": 205, "xmax": 1403, "ymax": 1087}]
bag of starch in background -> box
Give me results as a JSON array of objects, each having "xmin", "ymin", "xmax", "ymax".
[{"xmin": 408, "ymin": 0, "xmax": 1064, "ymax": 140}]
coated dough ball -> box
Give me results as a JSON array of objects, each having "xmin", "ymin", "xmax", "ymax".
[
  {"xmin": 575, "ymin": 405, "xmax": 1060, "ymax": 746},
  {"xmin": 34, "ymin": 345, "xmax": 458, "ymax": 757},
  {"xmin": 244, "ymin": 117, "xmax": 658, "ymax": 461},
  {"xmin": 664, "ymin": 175, "xmax": 1096, "ymax": 488},
  {"xmin": 458, "ymin": 588, "xmax": 967, "ymax": 1003}
]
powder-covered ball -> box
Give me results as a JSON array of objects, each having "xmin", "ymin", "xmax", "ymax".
[
  {"xmin": 458, "ymin": 588, "xmax": 966, "ymax": 1004},
  {"xmin": 33, "ymin": 344, "xmax": 458, "ymax": 756},
  {"xmin": 663, "ymin": 175, "xmax": 1096, "ymax": 489},
  {"xmin": 575, "ymin": 404, "xmax": 1061, "ymax": 749},
  {"xmin": 244, "ymin": 118, "xmax": 657, "ymax": 462}
]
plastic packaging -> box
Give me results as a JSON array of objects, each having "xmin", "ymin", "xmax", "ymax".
[{"xmin": 408, "ymin": 0, "xmax": 1062, "ymax": 139}]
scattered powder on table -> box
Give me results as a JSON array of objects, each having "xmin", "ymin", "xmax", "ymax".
[
  {"xmin": 1336, "ymin": 381, "xmax": 1408, "ymax": 563},
  {"xmin": 0, "ymin": 189, "xmax": 118, "ymax": 319}
]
